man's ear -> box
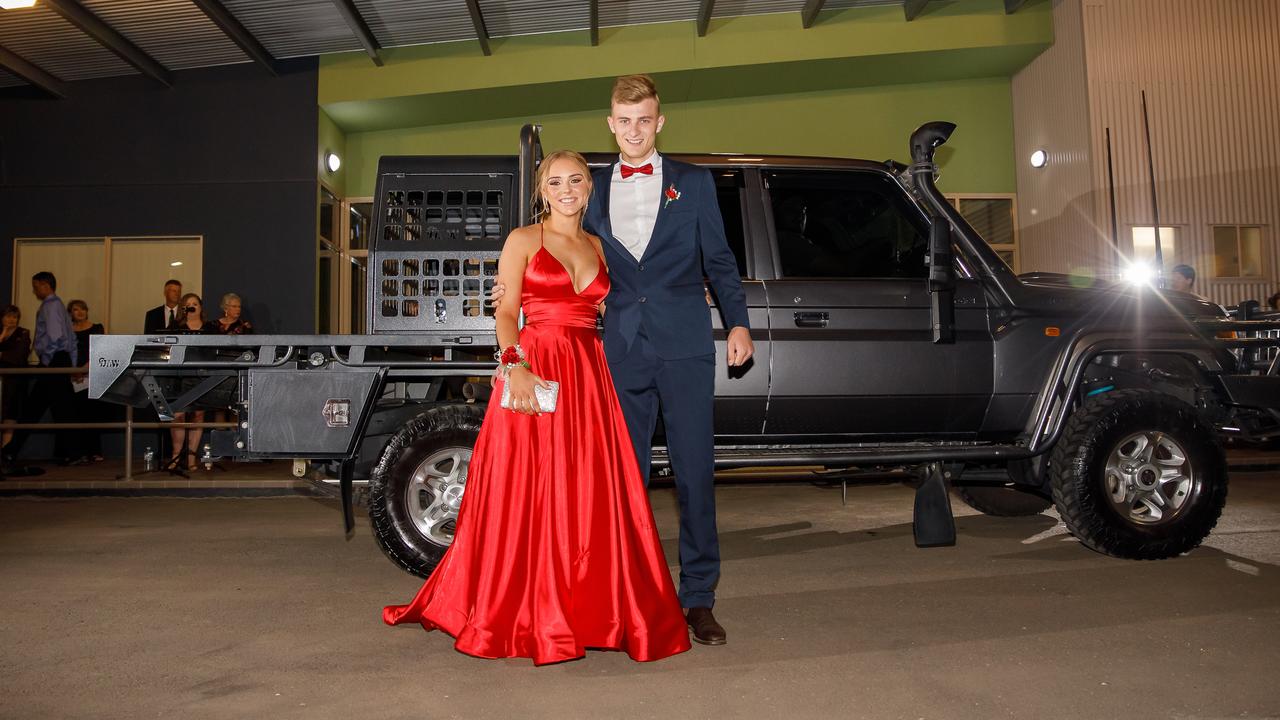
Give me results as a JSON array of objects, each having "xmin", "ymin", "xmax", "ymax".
[
  {"xmin": 656, "ymin": 115, "xmax": 665, "ymax": 134},
  {"xmin": 606, "ymin": 115, "xmax": 616, "ymax": 134}
]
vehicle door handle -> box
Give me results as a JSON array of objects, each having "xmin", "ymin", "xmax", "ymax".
[{"xmin": 794, "ymin": 311, "xmax": 829, "ymax": 328}]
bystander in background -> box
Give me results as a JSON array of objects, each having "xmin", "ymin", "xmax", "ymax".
[
  {"xmin": 0, "ymin": 305, "xmax": 32, "ymax": 448},
  {"xmin": 67, "ymin": 299, "xmax": 106, "ymax": 464},
  {"xmin": 1, "ymin": 272, "xmax": 77, "ymax": 469}
]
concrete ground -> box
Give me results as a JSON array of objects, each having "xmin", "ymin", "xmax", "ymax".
[{"xmin": 2, "ymin": 471, "xmax": 1278, "ymax": 720}]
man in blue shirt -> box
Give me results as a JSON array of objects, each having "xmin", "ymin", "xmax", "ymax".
[{"xmin": 2, "ymin": 271, "xmax": 79, "ymax": 468}]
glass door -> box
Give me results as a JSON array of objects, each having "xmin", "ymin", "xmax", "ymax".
[
  {"xmin": 318, "ymin": 185, "xmax": 342, "ymax": 334},
  {"xmin": 342, "ymin": 198, "xmax": 372, "ymax": 334}
]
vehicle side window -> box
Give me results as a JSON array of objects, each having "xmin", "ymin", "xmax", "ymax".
[
  {"xmin": 712, "ymin": 169, "xmax": 749, "ymax": 278},
  {"xmin": 766, "ymin": 170, "xmax": 928, "ymax": 279}
]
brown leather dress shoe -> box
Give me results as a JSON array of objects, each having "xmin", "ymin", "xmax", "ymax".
[{"xmin": 685, "ymin": 607, "xmax": 727, "ymax": 646}]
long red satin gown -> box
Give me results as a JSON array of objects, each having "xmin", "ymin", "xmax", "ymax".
[{"xmin": 383, "ymin": 239, "xmax": 692, "ymax": 665}]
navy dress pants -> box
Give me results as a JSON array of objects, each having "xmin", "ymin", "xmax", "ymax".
[{"xmin": 608, "ymin": 328, "xmax": 719, "ymax": 609}]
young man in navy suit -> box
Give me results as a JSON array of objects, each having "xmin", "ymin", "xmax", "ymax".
[
  {"xmin": 492, "ymin": 75, "xmax": 753, "ymax": 644},
  {"xmin": 588, "ymin": 74, "xmax": 754, "ymax": 645}
]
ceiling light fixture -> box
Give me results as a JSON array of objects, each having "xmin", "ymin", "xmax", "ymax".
[
  {"xmin": 325, "ymin": 151, "xmax": 341, "ymax": 173},
  {"xmin": 1030, "ymin": 149, "xmax": 1048, "ymax": 168},
  {"xmin": 0, "ymin": 1, "xmax": 39, "ymax": 9},
  {"xmin": 170, "ymin": 261, "xmax": 184, "ymax": 267}
]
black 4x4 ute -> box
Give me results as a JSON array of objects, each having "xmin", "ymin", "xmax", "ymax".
[{"xmin": 91, "ymin": 123, "xmax": 1280, "ymax": 577}]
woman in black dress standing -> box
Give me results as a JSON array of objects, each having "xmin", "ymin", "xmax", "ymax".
[
  {"xmin": 0, "ymin": 305, "xmax": 32, "ymax": 448},
  {"xmin": 67, "ymin": 299, "xmax": 106, "ymax": 463},
  {"xmin": 167, "ymin": 293, "xmax": 211, "ymax": 472}
]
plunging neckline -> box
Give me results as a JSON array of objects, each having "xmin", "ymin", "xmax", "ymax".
[{"xmin": 537, "ymin": 246, "xmax": 602, "ymax": 296}]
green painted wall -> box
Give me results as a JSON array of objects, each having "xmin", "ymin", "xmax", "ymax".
[
  {"xmin": 318, "ymin": 2, "xmax": 1051, "ymax": 109},
  {"xmin": 317, "ymin": 108, "xmax": 347, "ymax": 196},
  {"xmin": 344, "ymin": 77, "xmax": 1016, "ymax": 198},
  {"xmin": 320, "ymin": 0, "xmax": 1049, "ymax": 198}
]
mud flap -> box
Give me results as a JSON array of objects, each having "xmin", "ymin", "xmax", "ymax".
[
  {"xmin": 340, "ymin": 459, "xmax": 355, "ymax": 538},
  {"xmin": 913, "ymin": 462, "xmax": 956, "ymax": 547}
]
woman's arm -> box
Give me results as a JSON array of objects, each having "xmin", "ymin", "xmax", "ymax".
[
  {"xmin": 493, "ymin": 228, "xmax": 549, "ymax": 414},
  {"xmin": 493, "ymin": 228, "xmax": 532, "ymax": 350}
]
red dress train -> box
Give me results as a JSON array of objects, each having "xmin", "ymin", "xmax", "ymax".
[{"xmin": 382, "ymin": 241, "xmax": 691, "ymax": 665}]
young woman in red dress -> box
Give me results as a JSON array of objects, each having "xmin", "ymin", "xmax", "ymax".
[{"xmin": 382, "ymin": 150, "xmax": 691, "ymax": 665}]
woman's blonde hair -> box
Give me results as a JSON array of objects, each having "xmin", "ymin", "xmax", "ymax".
[{"xmin": 533, "ymin": 150, "xmax": 593, "ymax": 222}]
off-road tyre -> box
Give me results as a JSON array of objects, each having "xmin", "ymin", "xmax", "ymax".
[
  {"xmin": 1049, "ymin": 389, "xmax": 1227, "ymax": 560},
  {"xmin": 368, "ymin": 404, "xmax": 484, "ymax": 578},
  {"xmin": 955, "ymin": 460, "xmax": 1052, "ymax": 517}
]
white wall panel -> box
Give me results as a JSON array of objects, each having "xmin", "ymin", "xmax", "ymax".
[
  {"xmin": 1017, "ymin": 0, "xmax": 1280, "ymax": 306},
  {"xmin": 1012, "ymin": 0, "xmax": 1104, "ymax": 277}
]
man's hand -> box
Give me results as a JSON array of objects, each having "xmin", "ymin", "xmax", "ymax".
[
  {"xmin": 490, "ymin": 281, "xmax": 508, "ymax": 309},
  {"xmin": 726, "ymin": 326, "xmax": 754, "ymax": 367}
]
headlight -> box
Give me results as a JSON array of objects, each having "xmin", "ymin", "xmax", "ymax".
[{"xmin": 1121, "ymin": 262, "xmax": 1156, "ymax": 287}]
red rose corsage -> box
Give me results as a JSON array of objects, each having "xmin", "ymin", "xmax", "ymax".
[
  {"xmin": 664, "ymin": 183, "xmax": 681, "ymax": 209},
  {"xmin": 495, "ymin": 344, "xmax": 531, "ymax": 377}
]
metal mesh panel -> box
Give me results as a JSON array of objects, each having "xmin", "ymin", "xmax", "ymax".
[{"xmin": 369, "ymin": 162, "xmax": 515, "ymax": 334}]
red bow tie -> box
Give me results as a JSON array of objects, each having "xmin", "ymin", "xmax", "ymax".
[{"xmin": 620, "ymin": 163, "xmax": 654, "ymax": 179}]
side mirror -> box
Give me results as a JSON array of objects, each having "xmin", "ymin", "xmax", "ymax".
[{"xmin": 929, "ymin": 221, "xmax": 955, "ymax": 344}]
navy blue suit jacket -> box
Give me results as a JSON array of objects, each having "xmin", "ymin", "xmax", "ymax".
[{"xmin": 585, "ymin": 156, "xmax": 750, "ymax": 361}]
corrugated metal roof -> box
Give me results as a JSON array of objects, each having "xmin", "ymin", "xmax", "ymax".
[
  {"xmin": 711, "ymin": 0, "xmax": 806, "ymax": 19},
  {"xmin": 599, "ymin": 0, "xmax": 701, "ymax": 28},
  {"xmin": 0, "ymin": 3, "xmax": 135, "ymax": 81},
  {"xmin": 0, "ymin": 67, "xmax": 24, "ymax": 88},
  {"xmin": 827, "ymin": 0, "xmax": 905, "ymax": 9},
  {"xmin": 219, "ymin": 0, "xmax": 364, "ymax": 59},
  {"xmin": 79, "ymin": 0, "xmax": 248, "ymax": 70},
  {"xmin": 354, "ymin": 0, "xmax": 475, "ymax": 48},
  {"xmin": 0, "ymin": 0, "xmax": 920, "ymax": 93},
  {"xmin": 478, "ymin": 0, "xmax": 589, "ymax": 38}
]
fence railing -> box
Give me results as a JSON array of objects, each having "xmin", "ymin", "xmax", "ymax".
[{"xmin": 0, "ymin": 366, "xmax": 235, "ymax": 480}]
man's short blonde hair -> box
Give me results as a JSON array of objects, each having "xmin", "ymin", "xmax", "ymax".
[{"xmin": 611, "ymin": 74, "xmax": 660, "ymax": 110}]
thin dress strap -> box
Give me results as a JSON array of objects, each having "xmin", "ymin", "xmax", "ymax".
[{"xmin": 539, "ymin": 223, "xmax": 545, "ymax": 247}]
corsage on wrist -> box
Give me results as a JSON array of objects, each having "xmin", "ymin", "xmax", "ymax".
[{"xmin": 495, "ymin": 344, "xmax": 531, "ymax": 378}]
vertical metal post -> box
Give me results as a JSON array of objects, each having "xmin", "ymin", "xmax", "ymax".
[
  {"xmin": 123, "ymin": 404, "xmax": 134, "ymax": 480},
  {"xmin": 1105, "ymin": 127, "xmax": 1120, "ymax": 253},
  {"xmin": 1140, "ymin": 90, "xmax": 1164, "ymax": 285}
]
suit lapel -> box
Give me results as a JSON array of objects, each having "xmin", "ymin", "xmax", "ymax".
[
  {"xmin": 594, "ymin": 163, "xmax": 638, "ymax": 267},
  {"xmin": 639, "ymin": 156, "xmax": 679, "ymax": 264}
]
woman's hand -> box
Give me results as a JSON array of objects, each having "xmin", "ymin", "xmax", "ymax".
[
  {"xmin": 506, "ymin": 366, "xmax": 550, "ymax": 415},
  {"xmin": 490, "ymin": 281, "xmax": 508, "ymax": 309}
]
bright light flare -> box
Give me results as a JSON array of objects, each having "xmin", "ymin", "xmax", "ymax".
[{"xmin": 1121, "ymin": 262, "xmax": 1156, "ymax": 287}]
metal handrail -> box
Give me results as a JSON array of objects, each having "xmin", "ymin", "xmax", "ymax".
[{"xmin": 0, "ymin": 365, "xmax": 236, "ymax": 480}]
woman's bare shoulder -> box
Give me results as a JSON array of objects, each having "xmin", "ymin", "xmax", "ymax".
[{"xmin": 503, "ymin": 225, "xmax": 543, "ymax": 255}]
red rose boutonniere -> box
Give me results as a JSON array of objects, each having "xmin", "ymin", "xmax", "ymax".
[{"xmin": 664, "ymin": 183, "xmax": 681, "ymax": 209}]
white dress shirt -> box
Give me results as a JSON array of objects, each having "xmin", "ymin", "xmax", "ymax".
[{"xmin": 609, "ymin": 151, "xmax": 663, "ymax": 262}]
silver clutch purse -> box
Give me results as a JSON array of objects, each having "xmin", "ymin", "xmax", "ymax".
[{"xmin": 500, "ymin": 379, "xmax": 559, "ymax": 413}]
